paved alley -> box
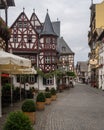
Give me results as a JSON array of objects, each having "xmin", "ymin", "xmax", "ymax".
[
  {"xmin": 1, "ymin": 83, "xmax": 104, "ymax": 130},
  {"xmin": 34, "ymin": 83, "xmax": 104, "ymax": 130}
]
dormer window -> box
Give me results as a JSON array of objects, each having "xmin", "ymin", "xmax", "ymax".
[{"xmin": 62, "ymin": 46, "xmax": 66, "ymax": 52}]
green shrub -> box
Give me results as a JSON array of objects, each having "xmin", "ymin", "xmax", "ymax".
[
  {"xmin": 21, "ymin": 99, "xmax": 36, "ymax": 112},
  {"xmin": 45, "ymin": 87, "xmax": 50, "ymax": 92},
  {"xmin": 45, "ymin": 92, "xmax": 51, "ymax": 98},
  {"xmin": 50, "ymin": 87, "xmax": 56, "ymax": 95},
  {"xmin": 2, "ymin": 83, "xmax": 11, "ymax": 92},
  {"xmin": 3, "ymin": 111, "xmax": 33, "ymax": 130},
  {"xmin": 36, "ymin": 92, "xmax": 45, "ymax": 102}
]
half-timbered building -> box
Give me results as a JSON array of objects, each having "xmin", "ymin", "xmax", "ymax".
[
  {"xmin": 57, "ymin": 37, "xmax": 74, "ymax": 87},
  {"xmin": 0, "ymin": 17, "xmax": 8, "ymax": 50},
  {"xmin": 8, "ymin": 9, "xmax": 75, "ymax": 90}
]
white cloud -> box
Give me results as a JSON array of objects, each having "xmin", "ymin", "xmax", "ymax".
[{"xmin": 0, "ymin": 0, "xmax": 101, "ymax": 65}]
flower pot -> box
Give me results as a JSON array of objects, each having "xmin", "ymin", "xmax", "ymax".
[
  {"xmin": 21, "ymin": 99, "xmax": 36, "ymax": 124},
  {"xmin": 45, "ymin": 98, "xmax": 51, "ymax": 105},
  {"xmin": 36, "ymin": 102, "xmax": 45, "ymax": 110},
  {"xmin": 51, "ymin": 95, "xmax": 57, "ymax": 101},
  {"xmin": 23, "ymin": 112, "xmax": 36, "ymax": 124}
]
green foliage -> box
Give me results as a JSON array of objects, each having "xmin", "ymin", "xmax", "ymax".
[
  {"xmin": 2, "ymin": 83, "xmax": 11, "ymax": 91},
  {"xmin": 2, "ymin": 84, "xmax": 12, "ymax": 105},
  {"xmin": 54, "ymin": 70, "xmax": 64, "ymax": 79},
  {"xmin": 37, "ymin": 69, "xmax": 62, "ymax": 78},
  {"xmin": 66, "ymin": 71, "xmax": 76, "ymax": 77},
  {"xmin": 50, "ymin": 88, "xmax": 56, "ymax": 95},
  {"xmin": 45, "ymin": 92, "xmax": 51, "ymax": 98},
  {"xmin": 21, "ymin": 99, "xmax": 36, "ymax": 112},
  {"xmin": 0, "ymin": 19, "xmax": 11, "ymax": 40},
  {"xmin": 36, "ymin": 69, "xmax": 44, "ymax": 77},
  {"xmin": 3, "ymin": 111, "xmax": 33, "ymax": 130},
  {"xmin": 45, "ymin": 87, "xmax": 50, "ymax": 92},
  {"xmin": 36, "ymin": 92, "xmax": 45, "ymax": 102}
]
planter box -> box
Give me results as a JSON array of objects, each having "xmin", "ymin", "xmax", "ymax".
[
  {"xmin": 36, "ymin": 102, "xmax": 45, "ymax": 110},
  {"xmin": 23, "ymin": 112, "xmax": 36, "ymax": 124},
  {"xmin": 51, "ymin": 95, "xmax": 57, "ymax": 101},
  {"xmin": 45, "ymin": 98, "xmax": 51, "ymax": 105}
]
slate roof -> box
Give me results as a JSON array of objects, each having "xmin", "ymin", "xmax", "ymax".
[
  {"xmin": 57, "ymin": 37, "xmax": 74, "ymax": 55},
  {"xmin": 52, "ymin": 21, "xmax": 60, "ymax": 37},
  {"xmin": 40, "ymin": 12, "xmax": 57, "ymax": 37}
]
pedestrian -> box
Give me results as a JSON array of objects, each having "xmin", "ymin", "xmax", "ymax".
[{"xmin": 69, "ymin": 78, "xmax": 74, "ymax": 87}]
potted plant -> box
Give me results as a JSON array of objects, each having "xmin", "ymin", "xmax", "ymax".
[
  {"xmin": 36, "ymin": 92, "xmax": 45, "ymax": 110},
  {"xmin": 0, "ymin": 18, "xmax": 11, "ymax": 41},
  {"xmin": 50, "ymin": 87, "xmax": 57, "ymax": 101},
  {"xmin": 21, "ymin": 99, "xmax": 36, "ymax": 124},
  {"xmin": 45, "ymin": 92, "xmax": 52, "ymax": 105},
  {"xmin": 45, "ymin": 87, "xmax": 50, "ymax": 92},
  {"xmin": 3, "ymin": 111, "xmax": 33, "ymax": 130}
]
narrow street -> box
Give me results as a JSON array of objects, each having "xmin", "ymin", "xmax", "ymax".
[
  {"xmin": 0, "ymin": 83, "xmax": 104, "ymax": 130},
  {"xmin": 34, "ymin": 83, "xmax": 104, "ymax": 130}
]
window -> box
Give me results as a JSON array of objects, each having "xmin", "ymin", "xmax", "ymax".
[
  {"xmin": 52, "ymin": 56, "xmax": 55, "ymax": 63},
  {"xmin": 23, "ymin": 22, "xmax": 27, "ymax": 28},
  {"xmin": 45, "ymin": 56, "xmax": 51, "ymax": 63},
  {"xmin": 46, "ymin": 38, "xmax": 50, "ymax": 43},
  {"xmin": 27, "ymin": 35, "xmax": 32, "ymax": 43},
  {"xmin": 52, "ymin": 38, "xmax": 56, "ymax": 43},
  {"xmin": 16, "ymin": 75, "xmax": 37, "ymax": 84},
  {"xmin": 18, "ymin": 22, "xmax": 22, "ymax": 28},
  {"xmin": 13, "ymin": 35, "xmax": 18, "ymax": 42},
  {"xmin": 16, "ymin": 75, "xmax": 24, "ymax": 83},
  {"xmin": 43, "ymin": 77, "xmax": 54, "ymax": 85},
  {"xmin": 18, "ymin": 21, "xmax": 27, "ymax": 28},
  {"xmin": 28, "ymin": 75, "xmax": 35, "ymax": 83},
  {"xmin": 62, "ymin": 47, "xmax": 66, "ymax": 52}
]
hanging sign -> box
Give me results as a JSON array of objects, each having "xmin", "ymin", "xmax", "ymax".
[
  {"xmin": 1, "ymin": 73, "xmax": 9, "ymax": 77},
  {"xmin": 89, "ymin": 59, "xmax": 97, "ymax": 65}
]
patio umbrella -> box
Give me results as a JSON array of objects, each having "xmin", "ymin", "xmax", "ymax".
[
  {"xmin": 0, "ymin": 50, "xmax": 32, "ymax": 117},
  {"xmin": 0, "ymin": 50, "xmax": 31, "ymax": 69},
  {"xmin": 18, "ymin": 67, "xmax": 37, "ymax": 74}
]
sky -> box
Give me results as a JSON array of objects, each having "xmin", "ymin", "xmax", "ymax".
[{"xmin": 0, "ymin": 0, "xmax": 103, "ymax": 65}]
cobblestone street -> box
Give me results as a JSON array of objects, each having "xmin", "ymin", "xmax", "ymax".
[
  {"xmin": 34, "ymin": 83, "xmax": 104, "ymax": 130},
  {"xmin": 1, "ymin": 83, "xmax": 104, "ymax": 130}
]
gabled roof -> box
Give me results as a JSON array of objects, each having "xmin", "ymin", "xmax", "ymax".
[
  {"xmin": 76, "ymin": 61, "xmax": 88, "ymax": 72},
  {"xmin": 57, "ymin": 37, "xmax": 74, "ymax": 55},
  {"xmin": 40, "ymin": 12, "xmax": 57, "ymax": 37},
  {"xmin": 10, "ymin": 11, "xmax": 37, "ymax": 34},
  {"xmin": 30, "ymin": 12, "xmax": 42, "ymax": 33}
]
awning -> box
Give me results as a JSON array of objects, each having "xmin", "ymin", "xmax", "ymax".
[
  {"xmin": 0, "ymin": 50, "xmax": 32, "ymax": 117},
  {"xmin": 0, "ymin": 50, "xmax": 31, "ymax": 70}
]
